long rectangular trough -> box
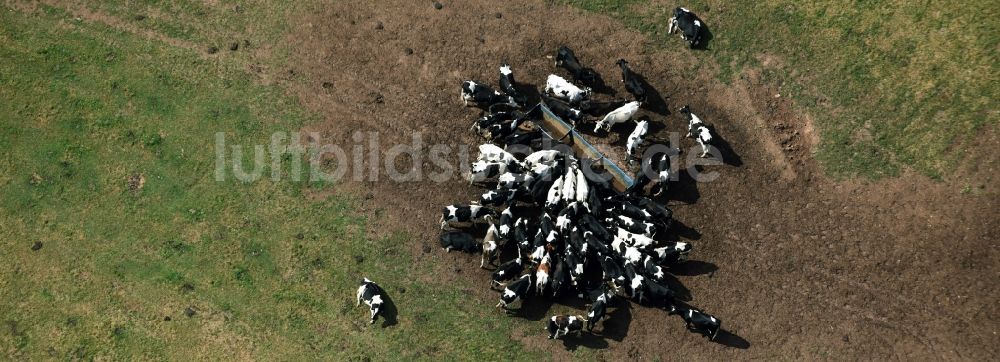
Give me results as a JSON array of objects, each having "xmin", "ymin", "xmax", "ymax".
[{"xmin": 533, "ymin": 102, "xmax": 634, "ymax": 193}]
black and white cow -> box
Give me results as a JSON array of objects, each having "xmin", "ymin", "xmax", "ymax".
[
  {"xmin": 650, "ymin": 151, "xmax": 673, "ymax": 196},
  {"xmin": 641, "ymin": 254, "xmax": 666, "ymax": 281},
  {"xmin": 639, "ymin": 278, "xmax": 676, "ymax": 308},
  {"xmin": 356, "ymin": 278, "xmax": 385, "ymax": 324},
  {"xmin": 580, "ymin": 213, "xmax": 612, "ymax": 242},
  {"xmin": 440, "ymin": 231, "xmax": 479, "ymax": 253},
  {"xmin": 586, "ymin": 287, "xmax": 613, "ymax": 332},
  {"xmin": 668, "ymin": 7, "xmax": 704, "ymax": 49},
  {"xmin": 473, "ymin": 111, "xmax": 515, "ymax": 134},
  {"xmin": 541, "ymin": 95, "xmax": 584, "ymax": 124},
  {"xmin": 440, "ymin": 204, "xmax": 493, "ymax": 229},
  {"xmin": 461, "ymin": 80, "xmax": 516, "ymax": 108},
  {"xmin": 626, "ymin": 120, "xmax": 649, "ymax": 158},
  {"xmin": 680, "ymin": 105, "xmax": 714, "ymax": 157},
  {"xmin": 671, "ymin": 306, "xmax": 721, "ymax": 340},
  {"xmin": 496, "ymin": 206, "xmax": 514, "ymax": 240},
  {"xmin": 652, "ymin": 241, "xmax": 692, "ymax": 265},
  {"xmin": 547, "ymin": 315, "xmax": 587, "ymax": 339},
  {"xmin": 545, "ymin": 74, "xmax": 591, "ymax": 105},
  {"xmin": 554, "ymin": 45, "xmax": 599, "ymax": 86},
  {"xmin": 491, "ymin": 256, "xmax": 525, "ymax": 288},
  {"xmin": 635, "ymin": 197, "xmax": 674, "ymax": 228},
  {"xmin": 499, "ymin": 64, "xmax": 527, "ymax": 105},
  {"xmin": 616, "ymin": 59, "xmax": 647, "ymax": 103},
  {"xmin": 550, "ymin": 258, "xmax": 571, "ymax": 297},
  {"xmin": 600, "ymin": 255, "xmax": 626, "ymax": 290},
  {"xmin": 502, "ymin": 130, "xmax": 542, "ymax": 147},
  {"xmin": 496, "ymin": 274, "xmax": 533, "ymax": 310},
  {"xmin": 594, "ymin": 101, "xmax": 640, "ymax": 133}
]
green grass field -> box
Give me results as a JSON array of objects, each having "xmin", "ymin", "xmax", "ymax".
[
  {"xmin": 566, "ymin": 0, "xmax": 998, "ymax": 179},
  {"xmin": 0, "ymin": 4, "xmax": 542, "ymax": 360}
]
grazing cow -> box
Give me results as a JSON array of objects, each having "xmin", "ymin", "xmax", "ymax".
[
  {"xmin": 481, "ymin": 224, "xmax": 502, "ymax": 268},
  {"xmin": 681, "ymin": 105, "xmax": 714, "ymax": 157},
  {"xmin": 496, "ymin": 274, "xmax": 533, "ymax": 310},
  {"xmin": 616, "ymin": 59, "xmax": 646, "ymax": 103},
  {"xmin": 579, "ymin": 99, "xmax": 628, "ymax": 117},
  {"xmin": 586, "ymin": 287, "xmax": 613, "ymax": 332},
  {"xmin": 491, "ymin": 256, "xmax": 524, "ymax": 288},
  {"xmin": 554, "ymin": 45, "xmax": 599, "ymax": 85},
  {"xmin": 535, "ymin": 253, "xmax": 552, "ymax": 295},
  {"xmin": 440, "ymin": 231, "xmax": 479, "ymax": 253},
  {"xmin": 594, "ymin": 101, "xmax": 640, "ymax": 133},
  {"xmin": 626, "ymin": 120, "xmax": 649, "ymax": 157},
  {"xmin": 668, "ymin": 7, "xmax": 704, "ymax": 49},
  {"xmin": 440, "ymin": 204, "xmax": 493, "ymax": 229},
  {"xmin": 547, "ymin": 315, "xmax": 587, "ymax": 339},
  {"xmin": 671, "ymin": 306, "xmax": 721, "ymax": 340},
  {"xmin": 545, "ymin": 74, "xmax": 591, "ymax": 105},
  {"xmin": 499, "ymin": 64, "xmax": 527, "ymax": 105},
  {"xmin": 469, "ymin": 161, "xmax": 510, "ymax": 184},
  {"xmin": 461, "ymin": 80, "xmax": 515, "ymax": 108},
  {"xmin": 542, "ymin": 95, "xmax": 584, "ymax": 124},
  {"xmin": 652, "ymin": 241, "xmax": 692, "ymax": 265},
  {"xmin": 356, "ymin": 278, "xmax": 385, "ymax": 324}
]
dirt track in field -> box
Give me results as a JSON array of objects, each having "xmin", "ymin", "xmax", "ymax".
[{"xmin": 279, "ymin": 1, "xmax": 1000, "ymax": 359}]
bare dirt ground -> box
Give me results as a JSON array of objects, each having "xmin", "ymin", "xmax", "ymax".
[{"xmin": 278, "ymin": 1, "xmax": 999, "ymax": 359}]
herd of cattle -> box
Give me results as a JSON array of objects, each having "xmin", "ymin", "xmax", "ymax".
[{"xmin": 362, "ymin": 7, "xmax": 723, "ymax": 343}]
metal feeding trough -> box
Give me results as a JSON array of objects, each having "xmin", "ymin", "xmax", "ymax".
[{"xmin": 532, "ymin": 102, "xmax": 635, "ymax": 193}]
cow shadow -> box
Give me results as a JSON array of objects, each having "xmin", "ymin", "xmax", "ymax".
[
  {"xmin": 707, "ymin": 126, "xmax": 743, "ymax": 167},
  {"xmin": 513, "ymin": 296, "xmax": 556, "ymax": 321},
  {"xmin": 597, "ymin": 300, "xmax": 632, "ymax": 342},
  {"xmin": 669, "ymin": 260, "xmax": 717, "ymax": 277},
  {"xmin": 659, "ymin": 167, "xmax": 701, "ymax": 205},
  {"xmin": 670, "ymin": 218, "xmax": 702, "ymax": 241},
  {"xmin": 713, "ymin": 330, "xmax": 750, "ymax": 349},
  {"xmin": 560, "ymin": 330, "xmax": 610, "ymax": 351},
  {"xmin": 692, "ymin": 23, "xmax": 715, "ymax": 51},
  {"xmin": 377, "ymin": 291, "xmax": 399, "ymax": 328},
  {"xmin": 633, "ymin": 72, "xmax": 670, "ymax": 117}
]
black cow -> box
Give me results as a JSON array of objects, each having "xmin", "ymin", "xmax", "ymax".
[
  {"xmin": 639, "ymin": 278, "xmax": 676, "ymax": 308},
  {"xmin": 461, "ymin": 80, "xmax": 515, "ymax": 108},
  {"xmin": 579, "ymin": 213, "xmax": 611, "ymax": 242},
  {"xmin": 496, "ymin": 274, "xmax": 533, "ymax": 309},
  {"xmin": 635, "ymin": 197, "xmax": 674, "ymax": 228},
  {"xmin": 550, "ymin": 258, "xmax": 571, "ymax": 297},
  {"xmin": 668, "ymin": 7, "xmax": 704, "ymax": 49},
  {"xmin": 579, "ymin": 99, "xmax": 628, "ymax": 117},
  {"xmin": 671, "ymin": 306, "xmax": 721, "ymax": 340},
  {"xmin": 439, "ymin": 231, "xmax": 479, "ymax": 253},
  {"xmin": 554, "ymin": 46, "xmax": 599, "ymax": 86},
  {"xmin": 584, "ymin": 231, "xmax": 611, "ymax": 256},
  {"xmin": 502, "ymin": 131, "xmax": 542, "ymax": 147},
  {"xmin": 499, "ymin": 64, "xmax": 527, "ymax": 105},
  {"xmin": 616, "ymin": 59, "xmax": 646, "ymax": 103},
  {"xmin": 356, "ymin": 278, "xmax": 385, "ymax": 324}
]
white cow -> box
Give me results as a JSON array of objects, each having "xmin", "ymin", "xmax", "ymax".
[
  {"xmin": 545, "ymin": 74, "xmax": 591, "ymax": 104},
  {"xmin": 594, "ymin": 101, "xmax": 640, "ymax": 133},
  {"xmin": 477, "ymin": 144, "xmax": 516, "ymax": 165},
  {"xmin": 625, "ymin": 120, "xmax": 649, "ymax": 157}
]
